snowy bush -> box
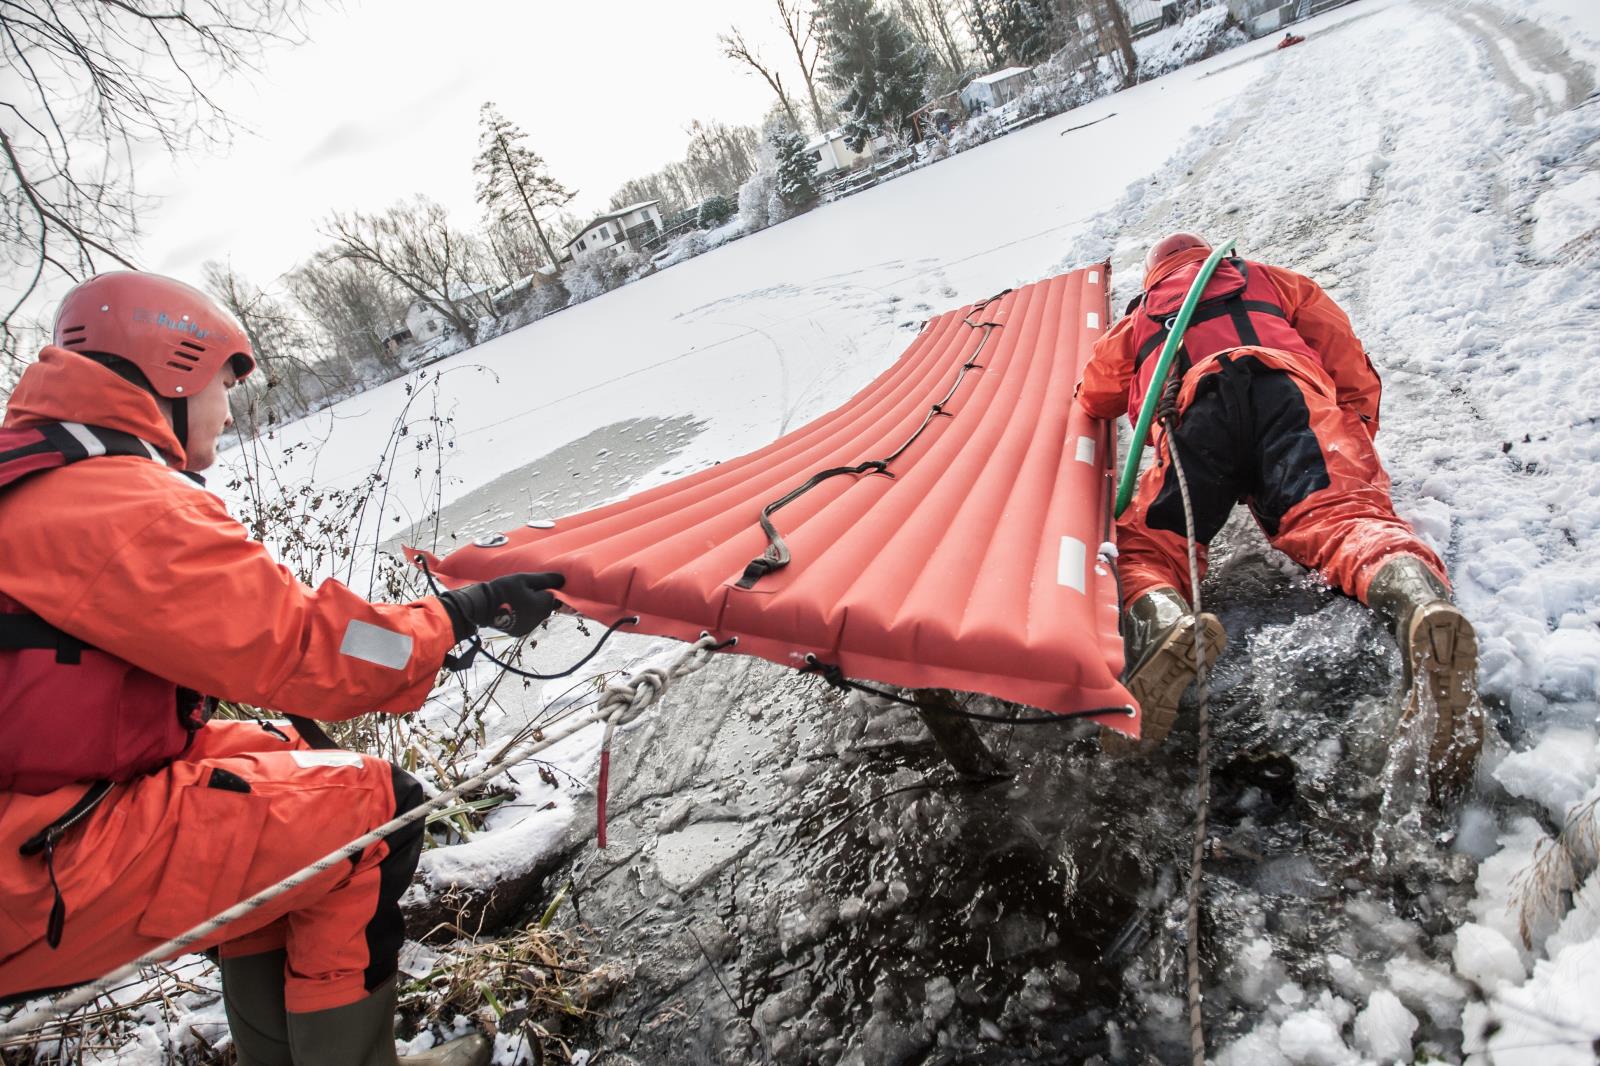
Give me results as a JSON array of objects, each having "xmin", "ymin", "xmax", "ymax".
[
  {"xmin": 560, "ymin": 247, "xmax": 647, "ymax": 304},
  {"xmin": 1136, "ymin": 4, "xmax": 1247, "ymax": 81}
]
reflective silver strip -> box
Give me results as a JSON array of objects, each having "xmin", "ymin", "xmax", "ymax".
[
  {"xmin": 1074, "ymin": 436, "xmax": 1096, "ymax": 465},
  {"xmin": 60, "ymin": 422, "xmax": 162, "ymax": 462},
  {"xmin": 59, "ymin": 422, "xmax": 106, "ymax": 458},
  {"xmin": 1057, "ymin": 536, "xmax": 1087, "ymax": 593},
  {"xmin": 290, "ymin": 750, "xmax": 366, "ymax": 769},
  {"xmin": 1088, "ymin": 270, "xmax": 1100, "ymax": 284},
  {"xmin": 1086, "ymin": 311, "xmax": 1100, "ymax": 329},
  {"xmin": 339, "ymin": 620, "xmax": 413, "ymax": 670}
]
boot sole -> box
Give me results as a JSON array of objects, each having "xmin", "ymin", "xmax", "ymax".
[
  {"xmin": 1402, "ymin": 602, "xmax": 1482, "ymax": 797},
  {"xmin": 1103, "ymin": 612, "xmax": 1226, "ymax": 755}
]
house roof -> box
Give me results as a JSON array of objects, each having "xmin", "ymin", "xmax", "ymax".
[
  {"xmin": 564, "ymin": 200, "xmax": 662, "ymax": 247},
  {"xmin": 971, "ymin": 66, "xmax": 1033, "ymax": 86}
]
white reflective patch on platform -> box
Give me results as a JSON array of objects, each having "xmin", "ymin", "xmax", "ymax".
[
  {"xmin": 290, "ymin": 750, "xmax": 366, "ymax": 769},
  {"xmin": 1086, "ymin": 312, "xmax": 1100, "ymax": 329},
  {"xmin": 1057, "ymin": 537, "xmax": 1087, "ymax": 593},
  {"xmin": 1074, "ymin": 436, "xmax": 1096, "ymax": 465},
  {"xmin": 1088, "ymin": 271, "xmax": 1100, "ymax": 284},
  {"xmin": 339, "ymin": 619, "xmax": 413, "ymax": 670},
  {"xmin": 60, "ymin": 422, "xmax": 106, "ymax": 457}
]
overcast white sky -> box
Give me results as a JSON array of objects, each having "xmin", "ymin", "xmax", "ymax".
[{"xmin": 136, "ymin": 0, "xmax": 810, "ymax": 288}]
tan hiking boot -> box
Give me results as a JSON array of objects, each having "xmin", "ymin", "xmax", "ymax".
[
  {"xmin": 1366, "ymin": 555, "xmax": 1483, "ymax": 797},
  {"xmin": 1103, "ymin": 586, "xmax": 1226, "ymax": 754}
]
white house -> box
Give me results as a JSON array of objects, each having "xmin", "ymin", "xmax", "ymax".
[
  {"xmin": 804, "ymin": 129, "xmax": 895, "ymax": 179},
  {"xmin": 960, "ymin": 66, "xmax": 1035, "ymax": 113},
  {"xmin": 564, "ymin": 201, "xmax": 664, "ymax": 260}
]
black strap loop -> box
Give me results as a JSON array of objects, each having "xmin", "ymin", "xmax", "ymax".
[
  {"xmin": 19, "ymin": 781, "xmax": 114, "ymax": 950},
  {"xmin": 735, "ymin": 290, "xmax": 1012, "ymax": 590}
]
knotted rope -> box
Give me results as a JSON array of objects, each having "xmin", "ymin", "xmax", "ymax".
[{"xmin": 0, "ymin": 633, "xmax": 728, "ymax": 1044}]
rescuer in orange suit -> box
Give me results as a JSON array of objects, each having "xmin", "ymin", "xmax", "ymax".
[
  {"xmin": 1076, "ymin": 234, "xmax": 1481, "ymax": 793},
  {"xmin": 0, "ymin": 272, "xmax": 566, "ymax": 1065}
]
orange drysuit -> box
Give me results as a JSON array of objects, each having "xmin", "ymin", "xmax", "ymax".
[
  {"xmin": 0, "ymin": 349, "xmax": 456, "ymax": 1012},
  {"xmin": 1078, "ymin": 249, "xmax": 1445, "ymax": 607}
]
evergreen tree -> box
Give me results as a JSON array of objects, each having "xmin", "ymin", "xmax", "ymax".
[
  {"xmin": 473, "ymin": 103, "xmax": 576, "ymax": 270},
  {"xmin": 816, "ymin": 0, "xmax": 930, "ymax": 151},
  {"xmin": 771, "ymin": 123, "xmax": 820, "ymax": 213}
]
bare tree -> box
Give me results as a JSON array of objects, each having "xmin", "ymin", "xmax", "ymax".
[
  {"xmin": 287, "ymin": 255, "xmax": 407, "ymax": 369},
  {"xmin": 324, "ymin": 198, "xmax": 494, "ymax": 345},
  {"xmin": 721, "ymin": 27, "xmax": 805, "ymax": 134},
  {"xmin": 896, "ymin": 0, "xmax": 970, "ymax": 87},
  {"xmin": 1091, "ymin": 0, "xmax": 1139, "ymax": 87},
  {"xmin": 473, "ymin": 103, "xmax": 575, "ymax": 271},
  {"xmin": 1, "ymin": 1, "xmax": 307, "ymax": 374},
  {"xmin": 775, "ymin": 0, "xmax": 831, "ymax": 131},
  {"xmin": 204, "ymin": 259, "xmax": 353, "ymax": 431}
]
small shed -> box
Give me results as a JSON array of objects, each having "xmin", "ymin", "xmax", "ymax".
[{"xmin": 960, "ymin": 67, "xmax": 1034, "ymax": 113}]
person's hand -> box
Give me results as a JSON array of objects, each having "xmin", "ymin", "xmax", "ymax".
[{"xmin": 437, "ymin": 573, "xmax": 565, "ymax": 641}]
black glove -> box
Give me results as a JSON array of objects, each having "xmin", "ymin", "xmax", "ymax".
[{"xmin": 437, "ymin": 572, "xmax": 565, "ymax": 641}]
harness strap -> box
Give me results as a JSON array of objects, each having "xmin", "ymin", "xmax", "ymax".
[
  {"xmin": 1134, "ymin": 299, "xmax": 1289, "ymax": 369},
  {"xmin": 0, "ymin": 614, "xmax": 83, "ymax": 664}
]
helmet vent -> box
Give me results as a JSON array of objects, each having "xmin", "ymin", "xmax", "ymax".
[
  {"xmin": 62, "ymin": 336, "xmax": 86, "ymax": 346},
  {"xmin": 61, "ymin": 324, "xmax": 86, "ymax": 335},
  {"xmin": 178, "ymin": 340, "xmax": 206, "ymax": 352},
  {"xmin": 170, "ymin": 348, "xmax": 201, "ymax": 364},
  {"xmin": 165, "ymin": 360, "xmax": 195, "ymax": 373}
]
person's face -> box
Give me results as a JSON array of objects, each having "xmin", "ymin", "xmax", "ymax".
[{"xmin": 182, "ymin": 364, "xmax": 237, "ymax": 472}]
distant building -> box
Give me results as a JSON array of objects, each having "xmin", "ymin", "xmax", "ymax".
[
  {"xmin": 1226, "ymin": 0, "xmax": 1354, "ymax": 37},
  {"xmin": 960, "ymin": 67, "xmax": 1035, "ymax": 113},
  {"xmin": 565, "ymin": 201, "xmax": 664, "ymax": 261},
  {"xmin": 804, "ymin": 129, "xmax": 895, "ymax": 179},
  {"xmin": 805, "ymin": 130, "xmax": 871, "ymax": 178}
]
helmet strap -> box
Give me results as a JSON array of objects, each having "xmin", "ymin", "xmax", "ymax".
[{"xmin": 171, "ymin": 396, "xmax": 188, "ymax": 451}]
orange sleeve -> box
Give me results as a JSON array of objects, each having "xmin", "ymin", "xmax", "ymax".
[
  {"xmin": 1266, "ymin": 265, "xmax": 1383, "ymax": 435},
  {"xmin": 10, "ymin": 465, "xmax": 456, "ymax": 720},
  {"xmin": 1076, "ymin": 310, "xmax": 1140, "ymax": 422}
]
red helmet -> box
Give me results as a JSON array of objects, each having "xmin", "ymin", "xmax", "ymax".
[
  {"xmin": 52, "ymin": 272, "xmax": 255, "ymax": 398},
  {"xmin": 1145, "ymin": 232, "xmax": 1212, "ymax": 274}
]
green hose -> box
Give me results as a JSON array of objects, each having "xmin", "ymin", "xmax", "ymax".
[{"xmin": 1113, "ymin": 238, "xmax": 1237, "ymax": 517}]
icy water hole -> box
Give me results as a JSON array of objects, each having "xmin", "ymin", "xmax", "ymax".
[{"xmin": 493, "ymin": 514, "xmax": 1502, "ymax": 1065}]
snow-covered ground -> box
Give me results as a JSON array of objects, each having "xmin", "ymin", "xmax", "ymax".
[{"xmin": 23, "ymin": 0, "xmax": 1600, "ymax": 1061}]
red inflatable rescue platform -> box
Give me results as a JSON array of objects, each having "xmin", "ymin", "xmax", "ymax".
[{"xmin": 412, "ymin": 265, "xmax": 1139, "ymax": 734}]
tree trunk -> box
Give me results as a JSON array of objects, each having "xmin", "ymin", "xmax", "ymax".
[{"xmin": 500, "ymin": 131, "xmax": 560, "ymax": 268}]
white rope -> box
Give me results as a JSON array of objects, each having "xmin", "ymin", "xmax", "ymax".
[{"xmin": 0, "ymin": 633, "xmax": 725, "ymax": 1044}]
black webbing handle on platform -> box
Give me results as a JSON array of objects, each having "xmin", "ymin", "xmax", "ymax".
[
  {"xmin": 736, "ymin": 460, "xmax": 890, "ymax": 588},
  {"xmin": 735, "ymin": 290, "xmax": 1012, "ymax": 590},
  {"xmin": 799, "ymin": 655, "xmax": 1134, "ymax": 726}
]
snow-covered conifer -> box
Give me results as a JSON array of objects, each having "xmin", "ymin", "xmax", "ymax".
[
  {"xmin": 816, "ymin": 0, "xmax": 931, "ymax": 151},
  {"xmin": 474, "ymin": 103, "xmax": 576, "ymax": 271}
]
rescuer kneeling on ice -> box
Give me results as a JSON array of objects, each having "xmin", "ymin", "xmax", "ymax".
[
  {"xmin": 1077, "ymin": 234, "xmax": 1482, "ymax": 794},
  {"xmin": 0, "ymin": 272, "xmax": 567, "ymax": 1065}
]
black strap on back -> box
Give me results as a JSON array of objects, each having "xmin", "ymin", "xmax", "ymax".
[{"xmin": 0, "ymin": 614, "xmax": 82, "ymax": 662}]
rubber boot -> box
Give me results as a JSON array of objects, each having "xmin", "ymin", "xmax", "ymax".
[
  {"xmin": 1365, "ymin": 554, "xmax": 1482, "ymax": 797},
  {"xmin": 285, "ymin": 977, "xmax": 491, "ymax": 1066},
  {"xmin": 221, "ymin": 950, "xmax": 292, "ymax": 1066},
  {"xmin": 1102, "ymin": 586, "xmax": 1226, "ymax": 754}
]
